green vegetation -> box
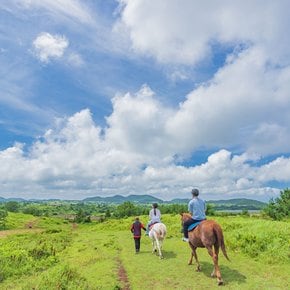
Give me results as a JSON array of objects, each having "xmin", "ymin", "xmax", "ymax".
[
  {"xmin": 0, "ymin": 211, "xmax": 288, "ymax": 289},
  {"xmin": 0, "ymin": 209, "xmax": 8, "ymax": 229},
  {"xmin": 263, "ymin": 188, "xmax": 290, "ymax": 220},
  {"xmin": 0, "ymin": 193, "xmax": 288, "ymax": 288}
]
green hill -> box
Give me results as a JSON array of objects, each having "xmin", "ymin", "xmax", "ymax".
[{"xmin": 83, "ymin": 194, "xmax": 163, "ymax": 204}]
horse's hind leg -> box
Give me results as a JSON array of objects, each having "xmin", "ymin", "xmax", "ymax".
[
  {"xmin": 206, "ymin": 246, "xmax": 223, "ymax": 286},
  {"xmin": 152, "ymin": 240, "xmax": 157, "ymax": 253},
  {"xmin": 155, "ymin": 238, "xmax": 163, "ymax": 259},
  {"xmin": 210, "ymin": 244, "xmax": 222, "ymax": 279}
]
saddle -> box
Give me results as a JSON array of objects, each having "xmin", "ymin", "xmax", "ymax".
[
  {"xmin": 188, "ymin": 221, "xmax": 202, "ymax": 232},
  {"xmin": 149, "ymin": 222, "xmax": 159, "ymax": 230}
]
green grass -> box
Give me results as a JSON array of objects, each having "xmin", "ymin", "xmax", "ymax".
[
  {"xmin": 0, "ymin": 214, "xmax": 289, "ymax": 289},
  {"xmin": 5, "ymin": 212, "xmax": 36, "ymax": 229}
]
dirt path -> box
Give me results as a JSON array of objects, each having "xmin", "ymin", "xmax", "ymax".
[
  {"xmin": 116, "ymin": 257, "xmax": 131, "ymax": 290},
  {"xmin": 25, "ymin": 218, "xmax": 40, "ymax": 229},
  {"xmin": 0, "ymin": 218, "xmax": 43, "ymax": 238},
  {"xmin": 0, "ymin": 228, "xmax": 43, "ymax": 238}
]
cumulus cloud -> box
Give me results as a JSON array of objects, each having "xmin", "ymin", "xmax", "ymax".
[
  {"xmin": 117, "ymin": 0, "xmax": 290, "ymax": 65},
  {"xmin": 114, "ymin": 1, "xmax": 290, "ymax": 157},
  {"xmin": 105, "ymin": 85, "xmax": 174, "ymax": 161},
  {"xmin": 33, "ymin": 32, "xmax": 69, "ymax": 63},
  {"xmin": 0, "ymin": 103, "xmax": 289, "ymax": 200},
  {"xmin": 166, "ymin": 47, "xmax": 290, "ymax": 155},
  {"xmin": 1, "ymin": 1, "xmax": 290, "ymax": 201}
]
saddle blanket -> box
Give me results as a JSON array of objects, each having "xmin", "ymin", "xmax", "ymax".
[
  {"xmin": 188, "ymin": 221, "xmax": 202, "ymax": 231},
  {"xmin": 149, "ymin": 222, "xmax": 159, "ymax": 230}
]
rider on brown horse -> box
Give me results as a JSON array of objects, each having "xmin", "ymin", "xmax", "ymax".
[{"xmin": 182, "ymin": 188, "xmax": 206, "ymax": 242}]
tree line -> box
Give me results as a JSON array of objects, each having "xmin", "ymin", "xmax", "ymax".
[{"xmin": 0, "ymin": 189, "xmax": 288, "ymax": 228}]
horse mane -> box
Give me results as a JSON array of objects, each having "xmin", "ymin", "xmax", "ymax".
[{"xmin": 181, "ymin": 212, "xmax": 192, "ymax": 221}]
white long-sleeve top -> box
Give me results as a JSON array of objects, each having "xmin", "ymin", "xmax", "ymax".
[{"xmin": 149, "ymin": 208, "xmax": 161, "ymax": 223}]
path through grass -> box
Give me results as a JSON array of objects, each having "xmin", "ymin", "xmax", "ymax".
[{"xmin": 0, "ymin": 214, "xmax": 289, "ymax": 289}]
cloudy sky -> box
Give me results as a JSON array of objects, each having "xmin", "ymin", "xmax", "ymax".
[{"xmin": 1, "ymin": 0, "xmax": 290, "ymax": 201}]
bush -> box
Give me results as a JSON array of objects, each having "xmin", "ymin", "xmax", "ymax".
[
  {"xmin": 5, "ymin": 201, "xmax": 20, "ymax": 213},
  {"xmin": 0, "ymin": 209, "xmax": 8, "ymax": 230},
  {"xmin": 75, "ymin": 209, "xmax": 91, "ymax": 223},
  {"xmin": 263, "ymin": 188, "xmax": 290, "ymax": 220},
  {"xmin": 22, "ymin": 205, "xmax": 42, "ymax": 216}
]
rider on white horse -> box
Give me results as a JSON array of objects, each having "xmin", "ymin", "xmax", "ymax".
[{"xmin": 146, "ymin": 203, "xmax": 161, "ymax": 235}]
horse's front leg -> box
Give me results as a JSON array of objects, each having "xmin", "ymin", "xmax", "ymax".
[{"xmin": 188, "ymin": 244, "xmax": 201, "ymax": 271}]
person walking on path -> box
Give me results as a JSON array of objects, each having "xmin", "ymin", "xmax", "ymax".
[{"xmin": 130, "ymin": 217, "xmax": 146, "ymax": 253}]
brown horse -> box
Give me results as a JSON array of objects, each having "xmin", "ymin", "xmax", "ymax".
[{"xmin": 181, "ymin": 213, "xmax": 230, "ymax": 285}]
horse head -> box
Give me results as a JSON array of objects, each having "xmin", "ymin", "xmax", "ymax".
[{"xmin": 180, "ymin": 212, "xmax": 192, "ymax": 224}]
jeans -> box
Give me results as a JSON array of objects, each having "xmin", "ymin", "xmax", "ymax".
[
  {"xmin": 134, "ymin": 238, "xmax": 141, "ymax": 252},
  {"xmin": 183, "ymin": 218, "xmax": 204, "ymax": 238}
]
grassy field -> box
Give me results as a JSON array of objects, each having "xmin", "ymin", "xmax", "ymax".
[{"xmin": 0, "ymin": 213, "xmax": 289, "ymax": 289}]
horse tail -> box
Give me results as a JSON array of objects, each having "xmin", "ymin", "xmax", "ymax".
[
  {"xmin": 159, "ymin": 224, "xmax": 166, "ymax": 239},
  {"xmin": 214, "ymin": 224, "xmax": 230, "ymax": 261}
]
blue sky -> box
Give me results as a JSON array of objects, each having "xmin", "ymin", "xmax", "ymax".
[{"xmin": 1, "ymin": 0, "xmax": 290, "ymax": 201}]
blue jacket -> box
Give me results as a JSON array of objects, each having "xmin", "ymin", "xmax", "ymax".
[{"xmin": 188, "ymin": 197, "xmax": 206, "ymax": 220}]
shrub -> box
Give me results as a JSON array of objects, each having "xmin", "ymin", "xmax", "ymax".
[
  {"xmin": 0, "ymin": 209, "xmax": 8, "ymax": 229},
  {"xmin": 263, "ymin": 188, "xmax": 290, "ymax": 220}
]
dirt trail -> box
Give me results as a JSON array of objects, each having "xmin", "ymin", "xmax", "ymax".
[
  {"xmin": 0, "ymin": 218, "xmax": 43, "ymax": 238},
  {"xmin": 116, "ymin": 258, "xmax": 131, "ymax": 290},
  {"xmin": 0, "ymin": 228, "xmax": 43, "ymax": 238}
]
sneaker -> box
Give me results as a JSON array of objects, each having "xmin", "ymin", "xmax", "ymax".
[{"xmin": 182, "ymin": 237, "xmax": 189, "ymax": 242}]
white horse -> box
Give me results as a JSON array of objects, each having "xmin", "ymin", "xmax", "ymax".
[{"xmin": 148, "ymin": 222, "xmax": 167, "ymax": 259}]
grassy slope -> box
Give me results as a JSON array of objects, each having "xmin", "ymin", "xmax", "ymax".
[{"xmin": 0, "ymin": 214, "xmax": 289, "ymax": 289}]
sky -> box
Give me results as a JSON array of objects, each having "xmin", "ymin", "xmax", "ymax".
[{"xmin": 1, "ymin": 0, "xmax": 290, "ymax": 201}]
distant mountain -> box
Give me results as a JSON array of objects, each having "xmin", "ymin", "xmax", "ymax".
[
  {"xmin": 82, "ymin": 196, "xmax": 266, "ymax": 210},
  {"xmin": 83, "ymin": 194, "xmax": 163, "ymax": 204},
  {"xmin": 0, "ymin": 197, "xmax": 26, "ymax": 202},
  {"xmin": 0, "ymin": 195, "xmax": 267, "ymax": 210},
  {"xmin": 28, "ymin": 199, "xmax": 62, "ymax": 202},
  {"xmin": 166, "ymin": 198, "xmax": 189, "ymax": 204}
]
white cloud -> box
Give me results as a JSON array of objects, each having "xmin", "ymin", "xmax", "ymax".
[
  {"xmin": 33, "ymin": 32, "xmax": 69, "ymax": 62},
  {"xmin": 114, "ymin": 1, "xmax": 290, "ymax": 159},
  {"xmin": 19, "ymin": 0, "xmax": 95, "ymax": 25},
  {"xmin": 166, "ymin": 47, "xmax": 290, "ymax": 155},
  {"xmin": 1, "ymin": 1, "xmax": 290, "ymax": 201},
  {"xmin": 67, "ymin": 52, "xmax": 84, "ymax": 67},
  {"xmin": 0, "ymin": 106, "xmax": 288, "ymax": 200},
  {"xmin": 105, "ymin": 85, "xmax": 174, "ymax": 161},
  {"xmin": 117, "ymin": 0, "xmax": 290, "ymax": 65}
]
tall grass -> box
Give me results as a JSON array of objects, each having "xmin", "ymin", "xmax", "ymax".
[
  {"xmin": 215, "ymin": 216, "xmax": 290, "ymax": 263},
  {"xmin": 0, "ymin": 213, "xmax": 289, "ymax": 289}
]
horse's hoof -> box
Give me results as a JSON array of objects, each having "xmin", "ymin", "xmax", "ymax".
[
  {"xmin": 211, "ymin": 273, "xmax": 216, "ymax": 278},
  {"xmin": 217, "ymin": 280, "xmax": 223, "ymax": 286},
  {"xmin": 195, "ymin": 267, "xmax": 201, "ymax": 272}
]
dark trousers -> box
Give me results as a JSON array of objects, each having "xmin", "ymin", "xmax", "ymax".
[
  {"xmin": 134, "ymin": 238, "xmax": 141, "ymax": 252},
  {"xmin": 183, "ymin": 218, "xmax": 203, "ymax": 238}
]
